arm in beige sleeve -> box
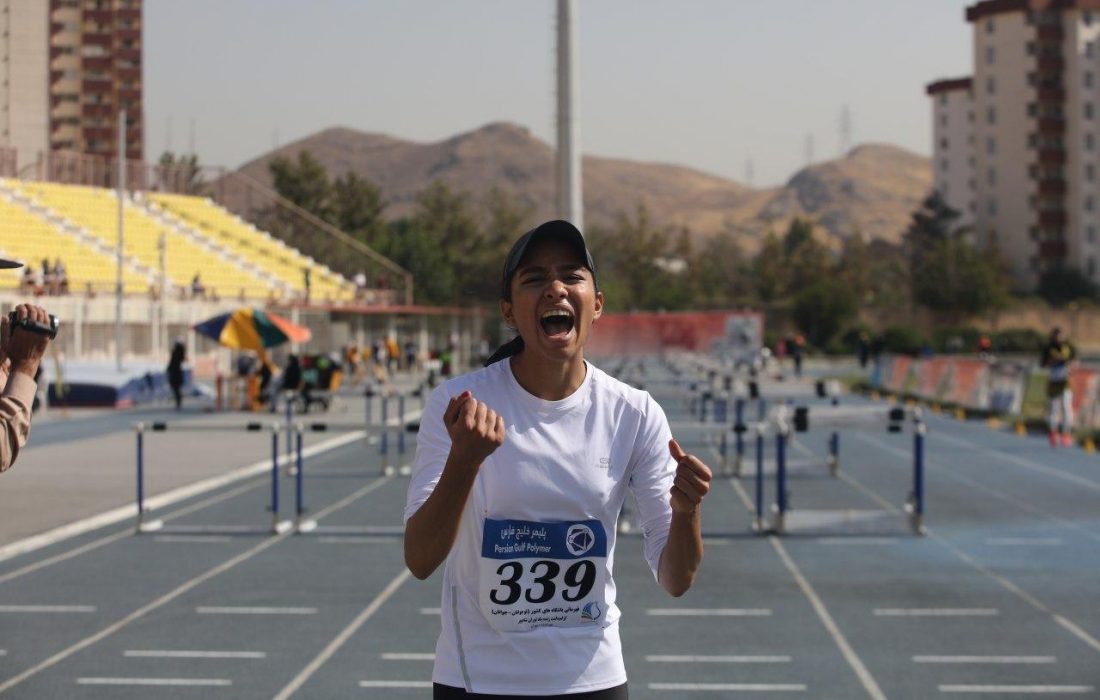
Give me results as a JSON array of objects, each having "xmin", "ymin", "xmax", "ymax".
[{"xmin": 0, "ymin": 371, "xmax": 36, "ymax": 473}]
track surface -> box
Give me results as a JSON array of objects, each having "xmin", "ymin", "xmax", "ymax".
[{"xmin": 0, "ymin": 360, "xmax": 1098, "ymax": 698}]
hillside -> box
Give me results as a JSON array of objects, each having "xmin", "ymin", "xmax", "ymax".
[{"xmin": 232, "ymin": 122, "xmax": 931, "ymax": 250}]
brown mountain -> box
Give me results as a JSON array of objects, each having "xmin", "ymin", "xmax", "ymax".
[{"xmin": 233, "ymin": 122, "xmax": 931, "ymax": 250}]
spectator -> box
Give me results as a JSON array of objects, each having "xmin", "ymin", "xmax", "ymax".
[
  {"xmin": 40, "ymin": 259, "xmax": 53, "ymax": 296},
  {"xmin": 166, "ymin": 339, "xmax": 186, "ymax": 410},
  {"xmin": 1040, "ymin": 327, "xmax": 1075, "ymax": 447},
  {"xmin": 53, "ymin": 258, "xmax": 68, "ymax": 295},
  {"xmin": 0, "ymin": 294, "xmax": 54, "ymax": 473},
  {"xmin": 190, "ymin": 273, "xmax": 206, "ymax": 299}
]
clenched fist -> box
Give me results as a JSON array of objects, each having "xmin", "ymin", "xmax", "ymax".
[
  {"xmin": 444, "ymin": 390, "xmax": 506, "ymax": 469},
  {"xmin": 668, "ymin": 438, "xmax": 712, "ymax": 515}
]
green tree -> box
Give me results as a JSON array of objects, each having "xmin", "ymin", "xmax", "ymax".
[
  {"xmin": 792, "ymin": 278, "xmax": 858, "ymax": 348},
  {"xmin": 268, "ymin": 151, "xmax": 332, "ymax": 219},
  {"xmin": 411, "ymin": 181, "xmax": 483, "ymax": 303},
  {"xmin": 157, "ymin": 151, "xmax": 205, "ymax": 195},
  {"xmin": 752, "ymin": 232, "xmax": 789, "ymax": 302},
  {"xmin": 1037, "ymin": 266, "xmax": 1100, "ymax": 306},
  {"xmin": 331, "ymin": 171, "xmax": 387, "ymax": 246}
]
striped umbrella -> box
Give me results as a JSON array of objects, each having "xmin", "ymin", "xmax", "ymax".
[{"xmin": 192, "ymin": 308, "xmax": 311, "ymax": 350}]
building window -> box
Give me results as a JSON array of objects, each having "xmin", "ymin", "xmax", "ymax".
[
  {"xmin": 940, "ymin": 114, "xmax": 948, "ymax": 127},
  {"xmin": 986, "ymin": 18, "xmax": 995, "ymax": 33},
  {"xmin": 988, "ymin": 168, "xmax": 996, "ymax": 185},
  {"xmin": 941, "ymin": 158, "xmax": 950, "ymax": 172},
  {"xmin": 940, "ymin": 137, "xmax": 949, "ymax": 149},
  {"xmin": 1087, "ymin": 72, "xmax": 1095, "ymax": 89},
  {"xmin": 1087, "ymin": 103, "xmax": 1095, "ymax": 120},
  {"xmin": 987, "ymin": 77, "xmax": 996, "ymax": 94},
  {"xmin": 987, "ymin": 107, "xmax": 997, "ymax": 124},
  {"xmin": 1088, "ymin": 196, "xmax": 1095, "ymax": 212},
  {"xmin": 1090, "ymin": 225, "xmax": 1097, "ymax": 242},
  {"xmin": 1086, "ymin": 10, "xmax": 1095, "ymax": 26},
  {"xmin": 1088, "ymin": 41, "xmax": 1096, "ymax": 59},
  {"xmin": 986, "ymin": 46, "xmax": 996, "ymax": 64},
  {"xmin": 987, "ymin": 137, "xmax": 997, "ymax": 155},
  {"xmin": 1090, "ymin": 257, "xmax": 1097, "ymax": 276},
  {"xmin": 1088, "ymin": 163, "xmax": 1096, "ymax": 181},
  {"xmin": 1088, "ymin": 133, "xmax": 1096, "ymax": 150},
  {"xmin": 988, "ymin": 199, "xmax": 998, "ymax": 215}
]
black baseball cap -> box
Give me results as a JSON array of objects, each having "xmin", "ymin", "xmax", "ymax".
[
  {"xmin": 0, "ymin": 258, "xmax": 23, "ymax": 269},
  {"xmin": 500, "ymin": 219, "xmax": 596, "ymax": 300}
]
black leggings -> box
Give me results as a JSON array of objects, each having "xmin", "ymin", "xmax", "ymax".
[{"xmin": 433, "ymin": 682, "xmax": 628, "ymax": 700}]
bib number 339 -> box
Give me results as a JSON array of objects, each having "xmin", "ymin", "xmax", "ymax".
[{"xmin": 480, "ymin": 518, "xmax": 609, "ymax": 632}]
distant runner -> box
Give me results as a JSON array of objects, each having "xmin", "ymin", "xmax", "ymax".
[
  {"xmin": 1040, "ymin": 326, "xmax": 1075, "ymax": 447},
  {"xmin": 404, "ymin": 220, "xmax": 712, "ymax": 699}
]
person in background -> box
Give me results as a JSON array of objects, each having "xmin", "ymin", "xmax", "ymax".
[
  {"xmin": 166, "ymin": 339, "xmax": 187, "ymax": 411},
  {"xmin": 0, "ymin": 293, "xmax": 53, "ymax": 473},
  {"xmin": 1040, "ymin": 326, "xmax": 1076, "ymax": 448}
]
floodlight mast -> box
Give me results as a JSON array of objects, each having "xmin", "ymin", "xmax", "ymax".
[{"xmin": 556, "ymin": 0, "xmax": 582, "ymax": 231}]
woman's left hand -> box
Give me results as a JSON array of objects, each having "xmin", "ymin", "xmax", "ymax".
[{"xmin": 668, "ymin": 438, "xmax": 712, "ymax": 515}]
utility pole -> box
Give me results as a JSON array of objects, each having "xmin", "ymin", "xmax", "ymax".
[
  {"xmin": 556, "ymin": 0, "xmax": 582, "ymax": 230},
  {"xmin": 115, "ymin": 109, "xmax": 126, "ymax": 372}
]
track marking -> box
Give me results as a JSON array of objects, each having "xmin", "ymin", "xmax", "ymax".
[
  {"xmin": 380, "ymin": 653, "xmax": 434, "ymax": 660},
  {"xmin": 196, "ymin": 606, "xmax": 316, "ymax": 615},
  {"xmin": 124, "ymin": 650, "xmax": 266, "ymax": 659},
  {"xmin": 0, "ymin": 475, "xmax": 392, "ymax": 694},
  {"xmin": 647, "ymin": 655, "xmax": 791, "ymax": 663},
  {"xmin": 359, "ymin": 680, "xmax": 433, "ymax": 688},
  {"xmin": 816, "ymin": 538, "xmax": 898, "ymax": 545},
  {"xmin": 0, "ymin": 605, "xmax": 95, "ymax": 613},
  {"xmin": 933, "ymin": 429, "xmax": 1100, "ymax": 494},
  {"xmin": 914, "ymin": 655, "xmax": 1056, "ymax": 664},
  {"xmin": 0, "ymin": 430, "xmax": 368, "ymax": 565},
  {"xmin": 272, "ymin": 568, "xmax": 412, "ymax": 700},
  {"xmin": 646, "ymin": 608, "xmax": 771, "ymax": 616},
  {"xmin": 938, "ymin": 685, "xmax": 1093, "ymax": 694},
  {"xmin": 722, "ymin": 469, "xmax": 887, "ymax": 700},
  {"xmin": 874, "ymin": 608, "xmax": 999, "ymax": 617},
  {"xmin": 153, "ymin": 535, "xmax": 234, "ymax": 543},
  {"xmin": 853, "ymin": 433, "xmax": 1100, "ymax": 544},
  {"xmin": 986, "ymin": 538, "xmax": 1063, "ymax": 547},
  {"xmin": 843, "ymin": 433, "xmax": 1100, "ymax": 657},
  {"xmin": 317, "ymin": 536, "xmax": 398, "ymax": 544},
  {"xmin": 420, "ymin": 607, "xmax": 441, "ymax": 615},
  {"xmin": 649, "ymin": 683, "xmax": 806, "ymax": 692},
  {"xmin": 76, "ymin": 677, "xmax": 231, "ymax": 686}
]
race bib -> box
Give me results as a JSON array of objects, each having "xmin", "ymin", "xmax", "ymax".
[{"xmin": 480, "ymin": 518, "xmax": 609, "ymax": 632}]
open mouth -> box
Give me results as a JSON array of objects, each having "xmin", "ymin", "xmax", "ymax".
[{"xmin": 539, "ymin": 308, "xmax": 575, "ymax": 338}]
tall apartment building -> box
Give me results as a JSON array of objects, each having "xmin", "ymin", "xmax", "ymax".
[
  {"xmin": 927, "ymin": 78, "xmax": 976, "ymax": 230},
  {"xmin": 929, "ymin": 0, "xmax": 1100, "ymax": 289},
  {"xmin": 0, "ymin": 0, "xmax": 142, "ymax": 173}
]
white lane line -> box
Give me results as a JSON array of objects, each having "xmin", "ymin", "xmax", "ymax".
[
  {"xmin": 933, "ymin": 429, "xmax": 1100, "ymax": 495},
  {"xmin": 0, "ymin": 650, "xmax": 5, "ymax": 656},
  {"xmin": 769, "ymin": 536, "xmax": 887, "ymax": 700},
  {"xmin": 77, "ymin": 677, "xmax": 232, "ymax": 686},
  {"xmin": 939, "ymin": 685, "xmax": 1094, "ymax": 694},
  {"xmin": 317, "ymin": 536, "xmax": 397, "ymax": 544},
  {"xmin": 851, "ymin": 433, "xmax": 1100, "ymax": 657},
  {"xmin": 816, "ymin": 538, "xmax": 898, "ymax": 545},
  {"xmin": 649, "ymin": 683, "xmax": 806, "ymax": 692},
  {"xmin": 380, "ymin": 653, "xmax": 435, "ymax": 661},
  {"xmin": 985, "ymin": 538, "xmax": 1063, "ymax": 547},
  {"xmin": 720, "ymin": 464, "xmax": 886, "ymax": 700},
  {"xmin": 647, "ymin": 608, "xmax": 771, "ymax": 616},
  {"xmin": 153, "ymin": 535, "xmax": 234, "ymax": 543},
  {"xmin": 0, "ymin": 605, "xmax": 95, "ymax": 613},
  {"xmin": 647, "ymin": 655, "xmax": 791, "ymax": 663},
  {"xmin": 875, "ymin": 608, "xmax": 999, "ymax": 617},
  {"xmin": 124, "ymin": 650, "xmax": 266, "ymax": 659},
  {"xmin": 312, "ymin": 525, "xmax": 404, "ymax": 535},
  {"xmin": 359, "ymin": 680, "xmax": 433, "ymax": 689},
  {"xmin": 914, "ymin": 655, "xmax": 1056, "ymax": 664},
  {"xmin": 420, "ymin": 607, "xmax": 441, "ymax": 615},
  {"xmin": 0, "ymin": 475, "xmax": 393, "ymax": 695},
  {"xmin": 0, "ymin": 430, "xmax": 369, "ymax": 565},
  {"xmin": 272, "ymin": 568, "xmax": 413, "ymax": 700},
  {"xmin": 196, "ymin": 606, "xmax": 316, "ymax": 615}
]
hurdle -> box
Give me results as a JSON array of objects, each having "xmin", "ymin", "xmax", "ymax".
[
  {"xmin": 134, "ymin": 421, "xmax": 292, "ymax": 535},
  {"xmin": 769, "ymin": 404, "xmax": 927, "ymax": 536}
]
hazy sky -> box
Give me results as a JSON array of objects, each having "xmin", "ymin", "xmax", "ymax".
[{"xmin": 146, "ymin": 1, "xmax": 974, "ymax": 187}]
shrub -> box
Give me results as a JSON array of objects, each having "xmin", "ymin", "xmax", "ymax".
[
  {"xmin": 881, "ymin": 325, "xmax": 931, "ymax": 355},
  {"xmin": 994, "ymin": 327, "xmax": 1045, "ymax": 353}
]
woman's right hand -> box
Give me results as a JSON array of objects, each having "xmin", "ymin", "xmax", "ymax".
[{"xmin": 444, "ymin": 390, "xmax": 505, "ymax": 467}]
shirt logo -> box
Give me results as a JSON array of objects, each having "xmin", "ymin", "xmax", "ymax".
[
  {"xmin": 597, "ymin": 457, "xmax": 610, "ymax": 469},
  {"xmin": 565, "ymin": 524, "xmax": 596, "ymax": 556},
  {"xmin": 581, "ymin": 601, "xmax": 603, "ymax": 622}
]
